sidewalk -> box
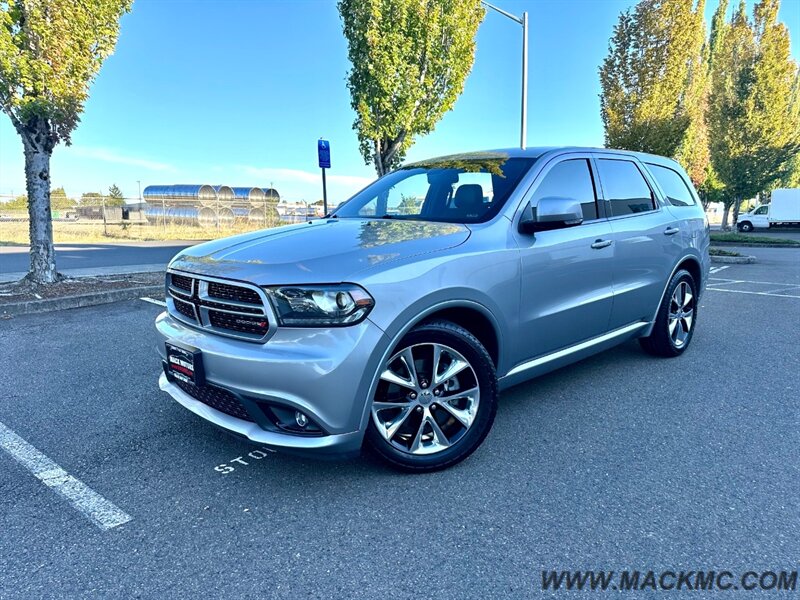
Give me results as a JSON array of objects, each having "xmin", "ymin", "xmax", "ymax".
[{"xmin": 0, "ymin": 263, "xmax": 166, "ymax": 284}]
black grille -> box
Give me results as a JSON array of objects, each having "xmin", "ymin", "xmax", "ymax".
[
  {"xmin": 208, "ymin": 281, "xmax": 261, "ymax": 305},
  {"xmin": 173, "ymin": 297, "xmax": 197, "ymax": 321},
  {"xmin": 208, "ymin": 310, "xmax": 270, "ymax": 335},
  {"xmin": 174, "ymin": 379, "xmax": 254, "ymax": 422},
  {"xmin": 171, "ymin": 273, "xmax": 193, "ymax": 293},
  {"xmin": 166, "ymin": 273, "xmax": 269, "ymax": 340}
]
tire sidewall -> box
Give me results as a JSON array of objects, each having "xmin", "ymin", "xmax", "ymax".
[
  {"xmin": 366, "ymin": 322, "xmax": 497, "ymax": 471},
  {"xmin": 662, "ymin": 270, "xmax": 698, "ymax": 354}
]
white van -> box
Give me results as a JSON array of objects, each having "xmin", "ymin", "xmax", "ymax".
[{"xmin": 737, "ymin": 188, "xmax": 800, "ymax": 231}]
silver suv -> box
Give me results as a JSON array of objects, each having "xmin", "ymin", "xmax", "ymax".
[{"xmin": 155, "ymin": 148, "xmax": 710, "ymax": 471}]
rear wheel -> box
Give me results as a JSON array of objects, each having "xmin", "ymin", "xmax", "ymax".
[
  {"xmin": 639, "ymin": 269, "xmax": 698, "ymax": 358},
  {"xmin": 366, "ymin": 320, "xmax": 497, "ymax": 472}
]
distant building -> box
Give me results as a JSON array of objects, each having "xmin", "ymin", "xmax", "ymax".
[{"xmin": 142, "ymin": 183, "xmax": 281, "ymax": 226}]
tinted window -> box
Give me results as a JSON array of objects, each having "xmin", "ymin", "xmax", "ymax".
[
  {"xmin": 646, "ymin": 163, "xmax": 696, "ymax": 207},
  {"xmin": 597, "ymin": 159, "xmax": 656, "ymax": 217},
  {"xmin": 333, "ymin": 157, "xmax": 535, "ymax": 224},
  {"xmin": 531, "ymin": 159, "xmax": 598, "ymax": 221},
  {"xmin": 754, "ymin": 206, "xmax": 768, "ymax": 215}
]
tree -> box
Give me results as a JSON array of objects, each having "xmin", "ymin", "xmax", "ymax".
[
  {"xmin": 4, "ymin": 193, "xmax": 27, "ymax": 210},
  {"xmin": 80, "ymin": 192, "xmax": 103, "ymax": 206},
  {"xmin": 107, "ymin": 183, "xmax": 124, "ymax": 207},
  {"xmin": 0, "ymin": 0, "xmax": 132, "ymax": 283},
  {"xmin": 338, "ymin": 0, "xmax": 484, "ymax": 176},
  {"xmin": 708, "ymin": 0, "xmax": 800, "ymax": 229},
  {"xmin": 397, "ymin": 194, "xmax": 420, "ymax": 215},
  {"xmin": 50, "ymin": 186, "xmax": 75, "ymax": 210},
  {"xmin": 1, "ymin": 188, "xmax": 73, "ymax": 210},
  {"xmin": 599, "ymin": 0, "xmax": 709, "ymax": 186}
]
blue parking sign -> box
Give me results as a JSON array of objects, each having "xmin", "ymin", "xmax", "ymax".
[{"xmin": 318, "ymin": 139, "xmax": 331, "ymax": 169}]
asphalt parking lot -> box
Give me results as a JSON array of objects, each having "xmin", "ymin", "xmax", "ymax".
[{"xmin": 1, "ymin": 248, "xmax": 798, "ymax": 599}]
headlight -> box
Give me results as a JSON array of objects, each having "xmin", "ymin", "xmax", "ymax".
[{"xmin": 264, "ymin": 284, "xmax": 374, "ymax": 327}]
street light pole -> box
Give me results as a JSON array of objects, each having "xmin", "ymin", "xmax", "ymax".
[{"xmin": 481, "ymin": 1, "xmax": 528, "ymax": 149}]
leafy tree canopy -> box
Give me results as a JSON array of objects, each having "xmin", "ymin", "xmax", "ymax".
[
  {"xmin": 2, "ymin": 187, "xmax": 75, "ymax": 210},
  {"xmin": 0, "ymin": 0, "xmax": 132, "ymax": 283},
  {"xmin": 107, "ymin": 183, "xmax": 124, "ymax": 206},
  {"xmin": 599, "ymin": 0, "xmax": 710, "ymax": 185},
  {"xmin": 0, "ymin": 0, "xmax": 133, "ymax": 150},
  {"xmin": 339, "ymin": 0, "xmax": 484, "ymax": 176},
  {"xmin": 80, "ymin": 191, "xmax": 103, "ymax": 206},
  {"xmin": 50, "ymin": 185, "xmax": 75, "ymax": 209},
  {"xmin": 708, "ymin": 0, "xmax": 800, "ymax": 206},
  {"xmin": 3, "ymin": 193, "xmax": 28, "ymax": 209}
]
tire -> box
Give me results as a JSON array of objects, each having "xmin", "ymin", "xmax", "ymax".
[
  {"xmin": 639, "ymin": 269, "xmax": 698, "ymax": 358},
  {"xmin": 738, "ymin": 221, "xmax": 754, "ymax": 232},
  {"xmin": 366, "ymin": 320, "xmax": 498, "ymax": 472}
]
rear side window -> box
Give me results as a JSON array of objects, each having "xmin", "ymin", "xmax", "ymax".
[
  {"xmin": 531, "ymin": 159, "xmax": 599, "ymax": 221},
  {"xmin": 646, "ymin": 163, "xmax": 696, "ymax": 207},
  {"xmin": 597, "ymin": 159, "xmax": 656, "ymax": 217}
]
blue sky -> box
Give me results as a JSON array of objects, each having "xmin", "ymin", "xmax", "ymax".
[{"xmin": 0, "ymin": 0, "xmax": 798, "ymax": 204}]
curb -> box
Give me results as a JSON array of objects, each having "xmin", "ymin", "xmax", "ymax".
[
  {"xmin": 710, "ymin": 254, "xmax": 756, "ymax": 264},
  {"xmin": 710, "ymin": 241, "xmax": 800, "ymax": 249},
  {"xmin": 0, "ymin": 285, "xmax": 164, "ymax": 317}
]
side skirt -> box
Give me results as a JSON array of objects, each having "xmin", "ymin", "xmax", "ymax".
[{"xmin": 498, "ymin": 321, "xmax": 650, "ymax": 391}]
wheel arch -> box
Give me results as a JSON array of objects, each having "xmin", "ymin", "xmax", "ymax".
[
  {"xmin": 643, "ymin": 254, "xmax": 703, "ymax": 337},
  {"xmin": 385, "ymin": 300, "xmax": 502, "ymax": 368},
  {"xmin": 357, "ymin": 299, "xmax": 504, "ymax": 434},
  {"xmin": 417, "ymin": 306, "xmax": 500, "ymax": 368},
  {"xmin": 677, "ymin": 256, "xmax": 703, "ymax": 294}
]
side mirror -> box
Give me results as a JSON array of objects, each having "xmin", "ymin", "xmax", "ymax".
[{"xmin": 518, "ymin": 197, "xmax": 584, "ymax": 233}]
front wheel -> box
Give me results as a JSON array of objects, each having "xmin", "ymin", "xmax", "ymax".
[
  {"xmin": 639, "ymin": 269, "xmax": 698, "ymax": 358},
  {"xmin": 738, "ymin": 221, "xmax": 754, "ymax": 232},
  {"xmin": 366, "ymin": 320, "xmax": 497, "ymax": 472}
]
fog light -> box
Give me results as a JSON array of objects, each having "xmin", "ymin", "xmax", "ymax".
[{"xmin": 295, "ymin": 411, "xmax": 309, "ymax": 428}]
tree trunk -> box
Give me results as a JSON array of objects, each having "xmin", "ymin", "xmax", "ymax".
[
  {"xmin": 730, "ymin": 196, "xmax": 742, "ymax": 231},
  {"xmin": 721, "ymin": 204, "xmax": 730, "ymax": 230},
  {"xmin": 373, "ymin": 132, "xmax": 407, "ymax": 177},
  {"xmin": 23, "ymin": 141, "xmax": 59, "ymax": 284}
]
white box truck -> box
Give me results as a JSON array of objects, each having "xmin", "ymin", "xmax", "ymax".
[{"xmin": 737, "ymin": 188, "xmax": 800, "ymax": 231}]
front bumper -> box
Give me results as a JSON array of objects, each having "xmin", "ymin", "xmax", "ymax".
[{"xmin": 155, "ymin": 311, "xmax": 388, "ymax": 457}]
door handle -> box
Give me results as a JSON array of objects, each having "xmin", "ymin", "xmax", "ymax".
[
  {"xmin": 591, "ymin": 239, "xmax": 613, "ymax": 249},
  {"xmin": 664, "ymin": 227, "xmax": 680, "ymax": 236}
]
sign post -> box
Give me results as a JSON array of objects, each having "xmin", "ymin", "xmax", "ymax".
[{"xmin": 318, "ymin": 139, "xmax": 331, "ymax": 216}]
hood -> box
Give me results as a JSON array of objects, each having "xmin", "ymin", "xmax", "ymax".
[{"xmin": 169, "ymin": 218, "xmax": 471, "ymax": 285}]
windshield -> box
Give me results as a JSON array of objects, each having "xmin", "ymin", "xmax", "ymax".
[{"xmin": 332, "ymin": 155, "xmax": 536, "ymax": 224}]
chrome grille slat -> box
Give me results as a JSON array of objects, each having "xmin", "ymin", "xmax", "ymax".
[
  {"xmin": 168, "ymin": 287, "xmax": 193, "ymax": 301},
  {"xmin": 165, "ymin": 271, "xmax": 272, "ymax": 342}
]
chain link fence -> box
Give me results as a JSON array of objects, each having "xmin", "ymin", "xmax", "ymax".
[{"xmin": 0, "ymin": 197, "xmax": 327, "ymax": 243}]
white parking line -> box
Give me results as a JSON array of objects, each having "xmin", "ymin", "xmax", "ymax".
[
  {"xmin": 709, "ymin": 266, "xmax": 730, "ymax": 274},
  {"xmin": 0, "ymin": 421, "xmax": 132, "ymax": 531},
  {"xmin": 707, "ymin": 288, "xmax": 800, "ymax": 299},
  {"xmin": 709, "ymin": 277, "xmax": 800, "ymax": 286},
  {"xmin": 140, "ymin": 297, "xmax": 167, "ymax": 307},
  {"xmin": 758, "ymin": 285, "xmax": 800, "ymax": 295}
]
